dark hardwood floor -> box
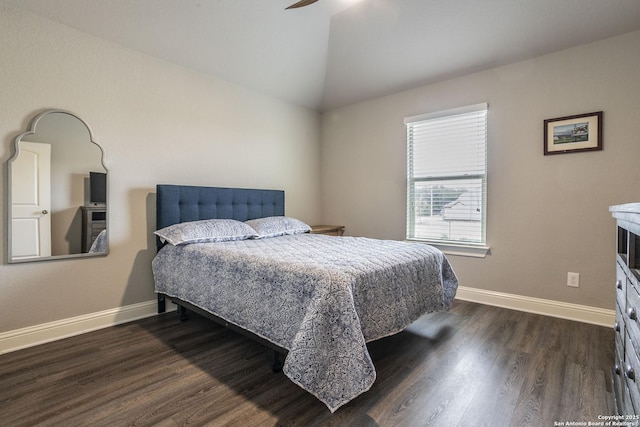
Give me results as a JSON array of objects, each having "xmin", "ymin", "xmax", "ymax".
[{"xmin": 0, "ymin": 300, "xmax": 615, "ymax": 426}]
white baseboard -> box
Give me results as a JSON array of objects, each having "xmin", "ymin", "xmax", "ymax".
[
  {"xmin": 0, "ymin": 299, "xmax": 176, "ymax": 355},
  {"xmin": 455, "ymin": 285, "xmax": 615, "ymax": 327},
  {"xmin": 1, "ymin": 289, "xmax": 613, "ymax": 355}
]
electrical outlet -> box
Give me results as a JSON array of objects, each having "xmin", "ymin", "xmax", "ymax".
[{"xmin": 567, "ymin": 272, "xmax": 580, "ymax": 288}]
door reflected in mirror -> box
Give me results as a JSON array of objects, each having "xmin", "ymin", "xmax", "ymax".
[{"xmin": 8, "ymin": 110, "xmax": 108, "ymax": 263}]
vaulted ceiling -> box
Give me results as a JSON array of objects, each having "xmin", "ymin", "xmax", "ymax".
[{"xmin": 4, "ymin": 0, "xmax": 640, "ymax": 111}]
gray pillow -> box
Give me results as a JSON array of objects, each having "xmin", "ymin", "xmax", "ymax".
[
  {"xmin": 245, "ymin": 216, "xmax": 311, "ymax": 239},
  {"xmin": 155, "ymin": 219, "xmax": 258, "ymax": 245}
]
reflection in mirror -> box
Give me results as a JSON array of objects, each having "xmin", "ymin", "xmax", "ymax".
[{"xmin": 8, "ymin": 110, "xmax": 108, "ymax": 263}]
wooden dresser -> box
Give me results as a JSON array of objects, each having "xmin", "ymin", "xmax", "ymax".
[{"xmin": 610, "ymin": 203, "xmax": 640, "ymax": 415}]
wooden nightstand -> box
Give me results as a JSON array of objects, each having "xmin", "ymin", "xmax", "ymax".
[
  {"xmin": 310, "ymin": 225, "xmax": 345, "ymax": 236},
  {"xmin": 81, "ymin": 206, "xmax": 106, "ymax": 252}
]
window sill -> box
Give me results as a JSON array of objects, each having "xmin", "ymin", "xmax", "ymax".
[{"xmin": 406, "ymin": 239, "xmax": 490, "ymax": 258}]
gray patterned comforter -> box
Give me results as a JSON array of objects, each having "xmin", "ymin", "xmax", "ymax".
[{"xmin": 152, "ymin": 234, "xmax": 458, "ymax": 412}]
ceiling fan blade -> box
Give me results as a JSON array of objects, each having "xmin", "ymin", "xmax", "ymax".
[{"xmin": 286, "ymin": 0, "xmax": 320, "ymax": 9}]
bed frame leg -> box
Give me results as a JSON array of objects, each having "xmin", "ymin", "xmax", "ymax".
[
  {"xmin": 178, "ymin": 305, "xmax": 189, "ymax": 321},
  {"xmin": 157, "ymin": 294, "xmax": 166, "ymax": 313},
  {"xmin": 271, "ymin": 350, "xmax": 283, "ymax": 373}
]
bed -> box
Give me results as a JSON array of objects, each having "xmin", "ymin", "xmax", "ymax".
[{"xmin": 152, "ymin": 184, "xmax": 458, "ymax": 412}]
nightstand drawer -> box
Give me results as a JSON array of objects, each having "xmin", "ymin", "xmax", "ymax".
[{"xmin": 310, "ymin": 225, "xmax": 345, "ymax": 236}]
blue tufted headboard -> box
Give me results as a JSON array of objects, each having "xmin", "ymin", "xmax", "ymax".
[{"xmin": 156, "ymin": 184, "xmax": 285, "ymax": 250}]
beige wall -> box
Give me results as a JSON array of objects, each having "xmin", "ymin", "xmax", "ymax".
[
  {"xmin": 320, "ymin": 30, "xmax": 640, "ymax": 310},
  {"xmin": 3, "ymin": 5, "xmax": 639, "ymax": 336},
  {"xmin": 0, "ymin": 6, "xmax": 321, "ymax": 332}
]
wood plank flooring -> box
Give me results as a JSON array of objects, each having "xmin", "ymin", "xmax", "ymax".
[{"xmin": 0, "ymin": 300, "xmax": 615, "ymax": 426}]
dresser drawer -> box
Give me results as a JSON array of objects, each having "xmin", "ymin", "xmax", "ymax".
[
  {"xmin": 623, "ymin": 384, "xmax": 637, "ymax": 417},
  {"xmin": 614, "ymin": 351, "xmax": 626, "ymax": 415},
  {"xmin": 617, "ymin": 262, "xmax": 627, "ymax": 311},
  {"xmin": 624, "ymin": 331, "xmax": 640, "ymax": 411},
  {"xmin": 627, "ymin": 281, "xmax": 640, "ymax": 347},
  {"xmin": 616, "ymin": 304, "xmax": 626, "ymax": 359}
]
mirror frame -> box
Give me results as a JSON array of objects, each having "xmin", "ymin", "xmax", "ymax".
[{"xmin": 7, "ymin": 109, "xmax": 108, "ymax": 263}]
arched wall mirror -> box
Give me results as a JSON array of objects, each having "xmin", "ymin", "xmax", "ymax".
[{"xmin": 8, "ymin": 110, "xmax": 108, "ymax": 263}]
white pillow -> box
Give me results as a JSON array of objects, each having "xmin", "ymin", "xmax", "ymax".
[
  {"xmin": 155, "ymin": 219, "xmax": 258, "ymax": 245},
  {"xmin": 245, "ymin": 216, "xmax": 311, "ymax": 239}
]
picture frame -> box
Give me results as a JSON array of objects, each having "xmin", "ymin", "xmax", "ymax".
[{"xmin": 544, "ymin": 111, "xmax": 603, "ymax": 155}]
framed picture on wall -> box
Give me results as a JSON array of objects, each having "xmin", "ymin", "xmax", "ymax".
[{"xmin": 544, "ymin": 111, "xmax": 603, "ymax": 155}]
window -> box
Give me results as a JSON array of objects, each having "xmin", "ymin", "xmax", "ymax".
[{"xmin": 405, "ymin": 103, "xmax": 488, "ymax": 252}]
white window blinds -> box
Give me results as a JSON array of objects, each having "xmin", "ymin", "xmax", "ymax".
[{"xmin": 405, "ymin": 103, "xmax": 488, "ymax": 245}]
